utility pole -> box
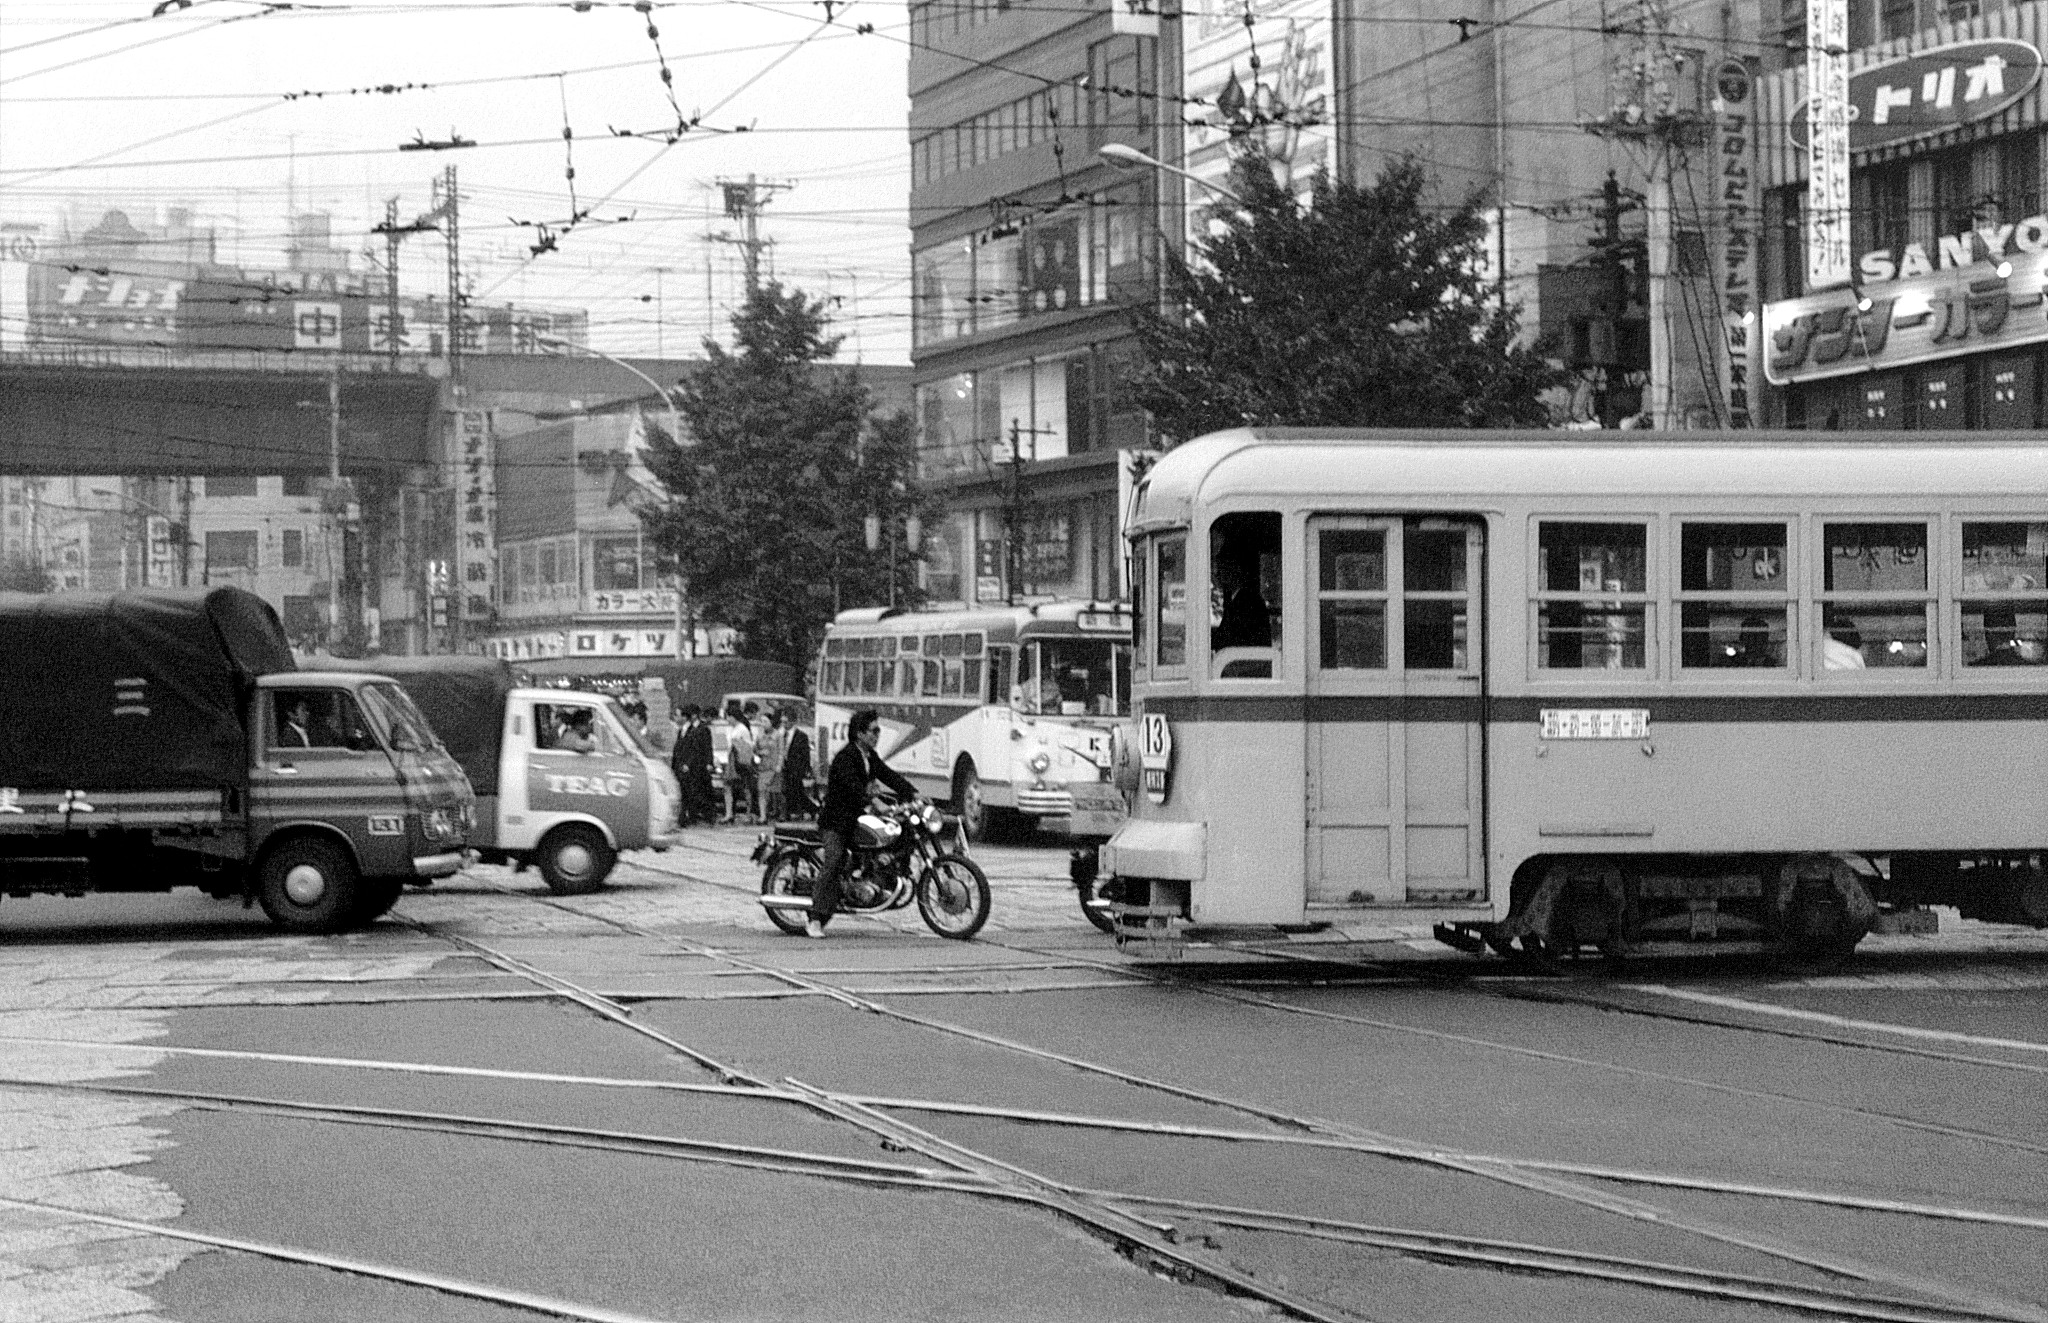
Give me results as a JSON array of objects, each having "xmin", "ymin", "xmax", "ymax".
[
  {"xmin": 711, "ymin": 174, "xmax": 790, "ymax": 294},
  {"xmin": 436, "ymin": 164, "xmax": 463, "ymax": 384}
]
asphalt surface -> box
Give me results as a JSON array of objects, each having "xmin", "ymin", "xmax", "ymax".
[{"xmin": 0, "ymin": 827, "xmax": 2043, "ymax": 1323}]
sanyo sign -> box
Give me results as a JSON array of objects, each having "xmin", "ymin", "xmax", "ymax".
[{"xmin": 1858, "ymin": 215, "xmax": 2048, "ymax": 285}]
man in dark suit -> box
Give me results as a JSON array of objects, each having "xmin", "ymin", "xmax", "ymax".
[
  {"xmin": 670, "ymin": 705, "xmax": 717, "ymax": 824},
  {"xmin": 804, "ymin": 708, "xmax": 918, "ymax": 938},
  {"xmin": 779, "ymin": 713, "xmax": 814, "ymax": 819}
]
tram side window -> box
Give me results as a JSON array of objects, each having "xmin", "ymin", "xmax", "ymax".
[
  {"xmin": 1821, "ymin": 522, "xmax": 1929, "ymax": 669},
  {"xmin": 1155, "ymin": 534, "xmax": 1188, "ymax": 670},
  {"xmin": 1210, "ymin": 512, "xmax": 1281, "ymax": 678},
  {"xmin": 1678, "ymin": 522, "xmax": 1790, "ymax": 670},
  {"xmin": 1534, "ymin": 522, "xmax": 1649, "ymax": 671},
  {"xmin": 1961, "ymin": 521, "xmax": 2048, "ymax": 667},
  {"xmin": 1316, "ymin": 527, "xmax": 1388, "ymax": 670}
]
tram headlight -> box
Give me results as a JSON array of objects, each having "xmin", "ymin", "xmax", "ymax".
[{"xmin": 1028, "ymin": 751, "xmax": 1052, "ymax": 774}]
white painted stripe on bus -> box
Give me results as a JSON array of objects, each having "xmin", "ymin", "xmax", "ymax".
[{"xmin": 1629, "ymin": 985, "xmax": 2048, "ymax": 1054}]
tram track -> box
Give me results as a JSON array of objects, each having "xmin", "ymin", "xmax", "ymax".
[
  {"xmin": 395, "ymin": 886, "xmax": 2048, "ymax": 1323},
  {"xmin": 15, "ymin": 865, "xmax": 2036, "ymax": 1323}
]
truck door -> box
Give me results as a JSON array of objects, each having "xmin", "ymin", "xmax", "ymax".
[
  {"xmin": 249, "ymin": 686, "xmax": 408, "ymax": 875},
  {"xmin": 1304, "ymin": 517, "xmax": 1487, "ymax": 907}
]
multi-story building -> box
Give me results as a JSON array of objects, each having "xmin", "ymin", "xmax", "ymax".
[
  {"xmin": 1757, "ymin": 0, "xmax": 2048, "ymax": 429},
  {"xmin": 908, "ymin": 0, "xmax": 1164, "ymax": 605}
]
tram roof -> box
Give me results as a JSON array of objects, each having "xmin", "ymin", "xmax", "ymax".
[{"xmin": 1129, "ymin": 428, "xmax": 2048, "ymax": 533}]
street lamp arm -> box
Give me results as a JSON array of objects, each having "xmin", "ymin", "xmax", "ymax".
[
  {"xmin": 534, "ymin": 335, "xmax": 683, "ymax": 446},
  {"xmin": 1098, "ymin": 143, "xmax": 1246, "ymax": 206}
]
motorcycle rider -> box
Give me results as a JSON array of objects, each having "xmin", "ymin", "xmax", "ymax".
[{"xmin": 806, "ymin": 708, "xmax": 919, "ymax": 939}]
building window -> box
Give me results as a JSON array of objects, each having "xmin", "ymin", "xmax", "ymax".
[
  {"xmin": 592, "ymin": 535, "xmax": 643, "ymax": 591},
  {"xmin": 205, "ymin": 530, "xmax": 258, "ymax": 574},
  {"xmin": 282, "ymin": 528, "xmax": 304, "ymax": 568},
  {"xmin": 204, "ymin": 475, "xmax": 257, "ymax": 499}
]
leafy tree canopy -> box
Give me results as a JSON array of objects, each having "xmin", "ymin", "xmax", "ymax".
[
  {"xmin": 640, "ymin": 282, "xmax": 933, "ymax": 672},
  {"xmin": 0, "ymin": 557, "xmax": 51, "ymax": 593},
  {"xmin": 1127, "ymin": 152, "xmax": 1564, "ymax": 443}
]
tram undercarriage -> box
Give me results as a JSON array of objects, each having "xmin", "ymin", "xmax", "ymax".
[
  {"xmin": 1434, "ymin": 852, "xmax": 2048, "ymax": 968},
  {"xmin": 1101, "ymin": 853, "xmax": 2048, "ymax": 967}
]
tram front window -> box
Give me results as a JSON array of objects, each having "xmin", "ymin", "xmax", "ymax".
[{"xmin": 1210, "ymin": 511, "xmax": 1281, "ymax": 677}]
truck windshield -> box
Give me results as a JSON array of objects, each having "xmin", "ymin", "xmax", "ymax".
[
  {"xmin": 359, "ymin": 683, "xmax": 441, "ymax": 754},
  {"xmin": 606, "ymin": 698, "xmax": 662, "ymax": 758}
]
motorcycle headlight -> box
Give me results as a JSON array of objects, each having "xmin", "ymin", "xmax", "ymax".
[{"xmin": 1028, "ymin": 751, "xmax": 1052, "ymax": 774}]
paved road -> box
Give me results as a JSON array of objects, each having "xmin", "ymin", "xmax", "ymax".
[{"xmin": 1, "ymin": 828, "xmax": 2043, "ymax": 1323}]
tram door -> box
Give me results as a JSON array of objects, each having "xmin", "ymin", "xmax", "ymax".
[{"xmin": 1304, "ymin": 517, "xmax": 1486, "ymax": 907}]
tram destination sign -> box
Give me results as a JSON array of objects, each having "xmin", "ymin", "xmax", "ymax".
[
  {"xmin": 1786, "ymin": 38, "xmax": 2042, "ymax": 153},
  {"xmin": 1540, "ymin": 709, "xmax": 1649, "ymax": 740}
]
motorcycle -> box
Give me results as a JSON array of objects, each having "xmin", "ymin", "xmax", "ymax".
[{"xmin": 753, "ymin": 798, "xmax": 992, "ymax": 940}]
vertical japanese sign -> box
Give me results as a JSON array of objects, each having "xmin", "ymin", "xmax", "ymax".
[
  {"xmin": 454, "ymin": 410, "xmax": 495, "ymax": 620},
  {"xmin": 1805, "ymin": 0, "xmax": 1851, "ymax": 290},
  {"xmin": 1716, "ymin": 61, "xmax": 1757, "ymax": 427},
  {"xmin": 1181, "ymin": 0, "xmax": 1333, "ymax": 244}
]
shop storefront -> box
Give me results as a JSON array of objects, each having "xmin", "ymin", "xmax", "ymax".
[{"xmin": 1759, "ymin": 13, "xmax": 2048, "ymax": 428}]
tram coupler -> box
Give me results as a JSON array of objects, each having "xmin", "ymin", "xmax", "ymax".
[{"xmin": 1433, "ymin": 921, "xmax": 1491, "ymax": 954}]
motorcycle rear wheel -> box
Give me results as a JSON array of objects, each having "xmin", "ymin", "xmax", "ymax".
[
  {"xmin": 917, "ymin": 851, "xmax": 991, "ymax": 940},
  {"xmin": 761, "ymin": 852, "xmax": 819, "ymax": 936}
]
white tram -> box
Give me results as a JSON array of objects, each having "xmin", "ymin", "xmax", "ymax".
[{"xmin": 1099, "ymin": 429, "xmax": 2048, "ymax": 963}]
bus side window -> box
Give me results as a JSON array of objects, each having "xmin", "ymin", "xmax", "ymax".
[{"xmin": 1210, "ymin": 512, "xmax": 1281, "ymax": 677}]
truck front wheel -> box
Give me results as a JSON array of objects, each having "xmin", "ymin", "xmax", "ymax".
[
  {"xmin": 537, "ymin": 823, "xmax": 615, "ymax": 895},
  {"xmin": 257, "ymin": 836, "xmax": 361, "ymax": 934}
]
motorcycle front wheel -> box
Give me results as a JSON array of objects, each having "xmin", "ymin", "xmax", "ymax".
[
  {"xmin": 761, "ymin": 851, "xmax": 819, "ymax": 936},
  {"xmin": 916, "ymin": 850, "xmax": 991, "ymax": 940}
]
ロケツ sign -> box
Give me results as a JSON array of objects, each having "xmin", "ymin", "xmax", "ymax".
[{"xmin": 1787, "ymin": 38, "xmax": 2041, "ymax": 152}]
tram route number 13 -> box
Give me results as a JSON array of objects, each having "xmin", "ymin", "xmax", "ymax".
[{"xmin": 1139, "ymin": 712, "xmax": 1173, "ymax": 805}]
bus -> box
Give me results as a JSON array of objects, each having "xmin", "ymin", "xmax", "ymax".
[
  {"xmin": 814, "ymin": 602, "xmax": 1133, "ymax": 840},
  {"xmin": 1098, "ymin": 428, "xmax": 2048, "ymax": 964}
]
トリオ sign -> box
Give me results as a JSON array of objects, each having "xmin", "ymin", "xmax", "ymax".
[{"xmin": 1788, "ymin": 38, "xmax": 2043, "ymax": 152}]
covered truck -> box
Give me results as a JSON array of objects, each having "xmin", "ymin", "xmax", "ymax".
[
  {"xmin": 0, "ymin": 588, "xmax": 472, "ymax": 932},
  {"xmin": 327, "ymin": 656, "xmax": 679, "ymax": 893}
]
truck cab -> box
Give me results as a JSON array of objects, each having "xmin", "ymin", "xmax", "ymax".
[
  {"xmin": 249, "ymin": 673, "xmax": 473, "ymax": 931},
  {"xmin": 488, "ymin": 687, "xmax": 680, "ymax": 892}
]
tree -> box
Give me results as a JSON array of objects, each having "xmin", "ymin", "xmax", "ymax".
[
  {"xmin": 0, "ymin": 557, "xmax": 51, "ymax": 593},
  {"xmin": 639, "ymin": 282, "xmax": 934, "ymax": 672},
  {"xmin": 1127, "ymin": 152, "xmax": 1564, "ymax": 443}
]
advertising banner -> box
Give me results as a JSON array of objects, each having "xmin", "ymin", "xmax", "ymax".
[
  {"xmin": 1180, "ymin": 0, "xmax": 1333, "ymax": 242},
  {"xmin": 1805, "ymin": 0, "xmax": 1852, "ymax": 290},
  {"xmin": 453, "ymin": 410, "xmax": 496, "ymax": 620},
  {"xmin": 1715, "ymin": 61, "xmax": 1758, "ymax": 427}
]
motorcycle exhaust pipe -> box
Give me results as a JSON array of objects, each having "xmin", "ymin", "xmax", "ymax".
[{"xmin": 758, "ymin": 894, "xmax": 816, "ymax": 912}]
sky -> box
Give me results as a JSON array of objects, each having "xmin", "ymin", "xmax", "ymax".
[{"xmin": 0, "ymin": 0, "xmax": 914, "ymax": 362}]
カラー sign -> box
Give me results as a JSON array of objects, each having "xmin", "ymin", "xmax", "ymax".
[
  {"xmin": 1763, "ymin": 245, "xmax": 2048, "ymax": 383},
  {"xmin": 1788, "ymin": 38, "xmax": 2042, "ymax": 152}
]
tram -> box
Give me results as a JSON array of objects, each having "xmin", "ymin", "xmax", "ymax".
[
  {"xmin": 1098, "ymin": 428, "xmax": 2048, "ymax": 964},
  {"xmin": 814, "ymin": 601, "xmax": 1132, "ymax": 840}
]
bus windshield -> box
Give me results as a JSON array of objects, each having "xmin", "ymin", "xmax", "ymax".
[{"xmin": 1015, "ymin": 638, "xmax": 1130, "ymax": 717}]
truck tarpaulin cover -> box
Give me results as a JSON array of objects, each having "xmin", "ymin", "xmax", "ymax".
[
  {"xmin": 0, "ymin": 588, "xmax": 294, "ymax": 791},
  {"xmin": 325, "ymin": 656, "xmax": 512, "ymax": 795}
]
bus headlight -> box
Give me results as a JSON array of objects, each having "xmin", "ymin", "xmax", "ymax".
[{"xmin": 1028, "ymin": 751, "xmax": 1052, "ymax": 774}]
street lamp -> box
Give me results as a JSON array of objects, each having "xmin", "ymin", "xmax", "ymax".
[
  {"xmin": 534, "ymin": 333, "xmax": 693, "ymax": 660},
  {"xmin": 863, "ymin": 503, "xmax": 923, "ymax": 610},
  {"xmin": 1097, "ymin": 142, "xmax": 1246, "ymax": 207}
]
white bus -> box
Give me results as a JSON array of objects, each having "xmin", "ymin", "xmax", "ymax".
[{"xmin": 814, "ymin": 602, "xmax": 1133, "ymax": 840}]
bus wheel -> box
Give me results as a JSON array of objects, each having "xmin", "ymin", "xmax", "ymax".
[
  {"xmin": 952, "ymin": 761, "xmax": 989, "ymax": 842},
  {"xmin": 257, "ymin": 836, "xmax": 360, "ymax": 934},
  {"xmin": 538, "ymin": 824, "xmax": 615, "ymax": 895}
]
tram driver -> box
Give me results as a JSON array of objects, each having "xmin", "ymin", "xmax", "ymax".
[{"xmin": 1210, "ymin": 512, "xmax": 1280, "ymax": 678}]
